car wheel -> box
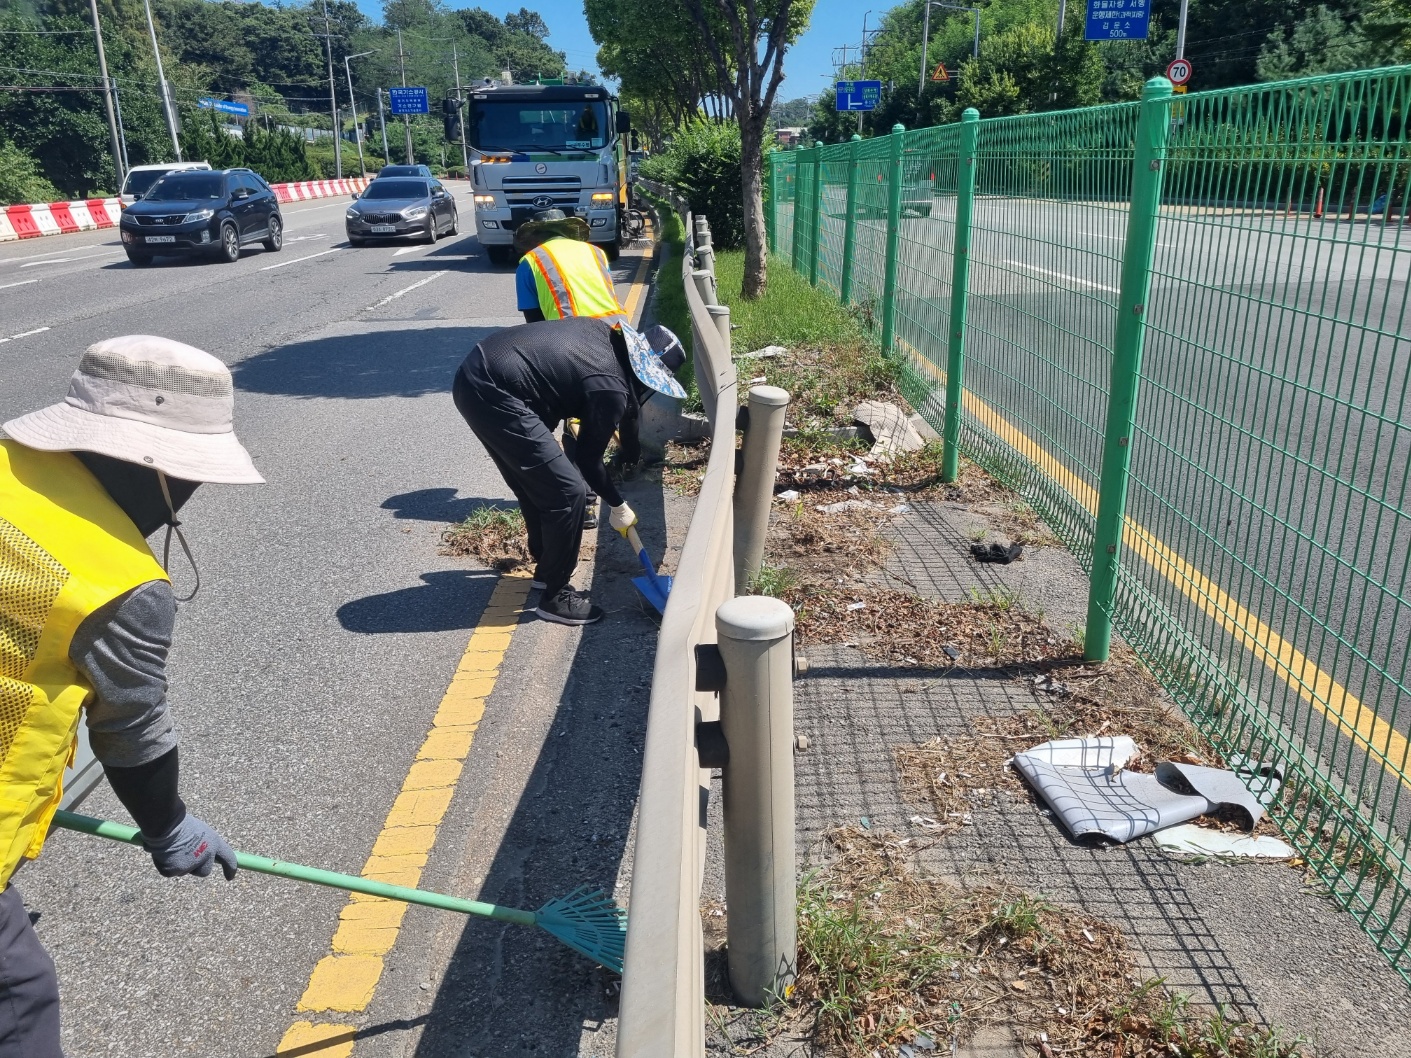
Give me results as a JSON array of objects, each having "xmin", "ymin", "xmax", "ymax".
[
  {"xmin": 425, "ymin": 218, "xmax": 438, "ymax": 245},
  {"xmin": 447, "ymin": 211, "xmax": 458, "ymax": 236},
  {"xmin": 263, "ymin": 213, "xmax": 283, "ymax": 252},
  {"xmin": 125, "ymin": 251, "xmax": 152, "ymax": 267},
  {"xmin": 217, "ymin": 223, "xmax": 240, "ymax": 263},
  {"xmin": 348, "ymin": 234, "xmax": 366, "ymax": 247},
  {"xmin": 486, "ymin": 244, "xmax": 512, "ymax": 265}
]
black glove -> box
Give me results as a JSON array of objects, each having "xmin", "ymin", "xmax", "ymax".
[{"xmin": 142, "ymin": 812, "xmax": 238, "ymax": 880}]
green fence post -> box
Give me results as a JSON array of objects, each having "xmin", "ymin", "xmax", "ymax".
[
  {"xmin": 765, "ymin": 156, "xmax": 775, "ymax": 253},
  {"xmin": 941, "ymin": 109, "xmax": 981, "ymax": 484},
  {"xmin": 839, "ymin": 134, "xmax": 862, "ymax": 304},
  {"xmin": 1085, "ymin": 77, "xmax": 1173, "ymax": 663},
  {"xmin": 790, "ymin": 150, "xmax": 805, "ymax": 272},
  {"xmin": 807, "ymin": 146, "xmax": 823, "ymax": 286},
  {"xmin": 879, "ymin": 123, "xmax": 906, "ymax": 355}
]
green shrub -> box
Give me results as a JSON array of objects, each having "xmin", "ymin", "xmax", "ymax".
[
  {"xmin": 0, "ymin": 140, "xmax": 61, "ymax": 205},
  {"xmin": 639, "ymin": 118, "xmax": 744, "ymax": 248}
]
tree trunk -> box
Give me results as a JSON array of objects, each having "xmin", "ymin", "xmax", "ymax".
[{"xmin": 740, "ymin": 113, "xmax": 767, "ymax": 299}]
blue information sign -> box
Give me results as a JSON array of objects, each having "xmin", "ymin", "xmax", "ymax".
[
  {"xmin": 1084, "ymin": 0, "xmax": 1150, "ymax": 40},
  {"xmin": 835, "ymin": 80, "xmax": 883, "ymax": 112},
  {"xmin": 388, "ymin": 86, "xmax": 430, "ymax": 115},
  {"xmin": 198, "ymin": 97, "xmax": 250, "ymax": 116}
]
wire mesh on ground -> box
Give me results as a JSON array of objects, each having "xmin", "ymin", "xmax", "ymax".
[{"xmin": 769, "ymin": 66, "xmax": 1411, "ymax": 985}]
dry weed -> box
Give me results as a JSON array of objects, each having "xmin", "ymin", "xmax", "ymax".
[{"xmin": 439, "ymin": 505, "xmax": 530, "ymax": 570}]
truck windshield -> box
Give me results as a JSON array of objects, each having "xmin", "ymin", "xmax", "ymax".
[
  {"xmin": 469, "ymin": 101, "xmax": 610, "ymax": 152},
  {"xmin": 142, "ymin": 173, "xmax": 226, "ymax": 201}
]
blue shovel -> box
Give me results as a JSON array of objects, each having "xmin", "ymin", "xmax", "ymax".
[{"xmin": 622, "ymin": 524, "xmax": 672, "ymax": 614}]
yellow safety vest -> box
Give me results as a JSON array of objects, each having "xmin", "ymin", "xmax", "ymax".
[
  {"xmin": 524, "ymin": 238, "xmax": 628, "ymax": 325},
  {"xmin": 0, "ymin": 440, "xmax": 167, "ymax": 885}
]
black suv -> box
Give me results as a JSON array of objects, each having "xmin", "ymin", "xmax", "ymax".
[{"xmin": 119, "ymin": 168, "xmax": 283, "ymax": 265}]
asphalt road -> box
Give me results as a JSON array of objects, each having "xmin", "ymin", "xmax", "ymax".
[
  {"xmin": 792, "ymin": 192, "xmax": 1411, "ymax": 823},
  {"xmin": 0, "ymin": 188, "xmax": 661, "ymax": 1057}
]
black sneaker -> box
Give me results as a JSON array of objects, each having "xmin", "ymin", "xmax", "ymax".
[
  {"xmin": 583, "ymin": 500, "xmax": 599, "ymax": 530},
  {"xmin": 535, "ymin": 587, "xmax": 603, "ymax": 626}
]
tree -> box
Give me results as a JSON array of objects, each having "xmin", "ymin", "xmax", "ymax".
[
  {"xmin": 680, "ymin": 0, "xmax": 815, "ymax": 297},
  {"xmin": 0, "ymin": 140, "xmax": 61, "ymax": 205},
  {"xmin": 503, "ymin": 7, "xmax": 549, "ymax": 40},
  {"xmin": 1256, "ymin": 4, "xmax": 1384, "ymax": 80}
]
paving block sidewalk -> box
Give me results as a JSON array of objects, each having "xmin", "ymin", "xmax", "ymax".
[{"xmin": 708, "ymin": 494, "xmax": 1411, "ymax": 1057}]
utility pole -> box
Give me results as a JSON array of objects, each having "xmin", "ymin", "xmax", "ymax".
[
  {"xmin": 345, "ymin": 50, "xmax": 375, "ymax": 177},
  {"xmin": 451, "ymin": 42, "xmax": 470, "ymax": 176},
  {"xmin": 377, "ymin": 88, "xmax": 390, "ymax": 161},
  {"xmin": 141, "ymin": 0, "xmax": 181, "ymax": 160},
  {"xmin": 320, "ymin": 0, "xmax": 342, "ymax": 178},
  {"xmin": 859, "ymin": 10, "xmax": 871, "ymax": 135},
  {"xmin": 1175, "ymin": 0, "xmax": 1190, "ymax": 59},
  {"xmin": 112, "ymin": 78, "xmax": 130, "ymax": 172},
  {"xmin": 919, "ymin": 2, "xmax": 981, "ymax": 102},
  {"xmin": 397, "ymin": 28, "xmax": 413, "ymax": 164},
  {"xmin": 86, "ymin": 0, "xmax": 124, "ymax": 188}
]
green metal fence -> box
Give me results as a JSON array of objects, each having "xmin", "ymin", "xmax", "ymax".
[{"xmin": 769, "ymin": 67, "xmax": 1411, "ymax": 984}]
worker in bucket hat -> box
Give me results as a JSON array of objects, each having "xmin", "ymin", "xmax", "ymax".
[
  {"xmin": 452, "ymin": 317, "xmax": 685, "ymax": 625},
  {"xmin": 0, "ymin": 335, "xmax": 261, "ymax": 1056}
]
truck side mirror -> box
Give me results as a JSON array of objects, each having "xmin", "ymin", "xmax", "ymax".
[{"xmin": 616, "ymin": 110, "xmax": 632, "ymax": 135}]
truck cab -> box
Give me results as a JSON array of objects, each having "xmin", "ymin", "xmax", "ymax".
[{"xmin": 467, "ymin": 82, "xmax": 628, "ymax": 264}]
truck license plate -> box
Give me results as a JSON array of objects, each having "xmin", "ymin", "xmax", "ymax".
[
  {"xmin": 371, "ymin": 225, "xmax": 396, "ymax": 234},
  {"xmin": 146, "ymin": 235, "xmax": 176, "ymax": 244}
]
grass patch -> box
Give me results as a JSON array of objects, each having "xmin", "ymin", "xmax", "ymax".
[
  {"xmin": 439, "ymin": 504, "xmax": 530, "ymax": 570},
  {"xmin": 639, "ymin": 192, "xmax": 698, "ymax": 407},
  {"xmin": 781, "ymin": 828, "xmax": 1311, "ymax": 1057},
  {"xmin": 750, "ymin": 562, "xmax": 801, "ymax": 597}
]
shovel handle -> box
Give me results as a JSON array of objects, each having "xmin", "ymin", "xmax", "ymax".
[{"xmin": 51, "ymin": 810, "xmax": 536, "ymax": 926}]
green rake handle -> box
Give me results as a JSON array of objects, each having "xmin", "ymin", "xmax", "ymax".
[{"xmin": 52, "ymin": 810, "xmax": 536, "ymax": 927}]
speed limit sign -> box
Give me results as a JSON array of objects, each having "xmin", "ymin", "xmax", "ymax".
[{"xmin": 1166, "ymin": 58, "xmax": 1193, "ymax": 86}]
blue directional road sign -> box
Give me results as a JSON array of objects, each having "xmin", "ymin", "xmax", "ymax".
[
  {"xmin": 198, "ymin": 97, "xmax": 250, "ymax": 116},
  {"xmin": 388, "ymin": 86, "xmax": 430, "ymax": 115},
  {"xmin": 1084, "ymin": 0, "xmax": 1150, "ymax": 40},
  {"xmin": 835, "ymin": 80, "xmax": 883, "ymax": 112}
]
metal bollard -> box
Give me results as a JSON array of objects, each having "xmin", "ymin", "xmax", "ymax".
[
  {"xmin": 733, "ymin": 385, "xmax": 790, "ymax": 594},
  {"xmin": 716, "ymin": 595, "xmax": 797, "ymax": 1008},
  {"xmin": 694, "ymin": 216, "xmax": 711, "ymax": 250},
  {"xmin": 708, "ymin": 304, "xmax": 732, "ymax": 353},
  {"xmin": 697, "ymin": 242, "xmax": 716, "ymax": 275},
  {"xmin": 693, "ymin": 268, "xmax": 718, "ymax": 307}
]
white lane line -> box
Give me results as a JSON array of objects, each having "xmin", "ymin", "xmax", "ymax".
[
  {"xmin": 21, "ymin": 258, "xmax": 71, "ymax": 267},
  {"xmin": 0, "ymin": 279, "xmax": 40, "ymax": 291},
  {"xmin": 284, "ymin": 233, "xmax": 330, "ymax": 244},
  {"xmin": 0, "ymin": 327, "xmax": 50, "ymax": 344},
  {"xmin": 1083, "ymin": 230, "xmax": 1176, "ymax": 248},
  {"xmin": 1004, "ymin": 259, "xmax": 1119, "ymax": 293},
  {"xmin": 3, "ymin": 243, "xmax": 107, "ymax": 265},
  {"xmin": 393, "ymin": 245, "xmax": 424, "ymax": 257},
  {"xmin": 18, "ymin": 249, "xmax": 122, "ymax": 268},
  {"xmin": 364, "ymin": 270, "xmax": 448, "ymax": 311},
  {"xmin": 259, "ymin": 247, "xmax": 341, "ymax": 271}
]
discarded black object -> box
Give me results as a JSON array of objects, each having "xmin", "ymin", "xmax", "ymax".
[{"xmin": 971, "ymin": 541, "xmax": 1024, "ymax": 564}]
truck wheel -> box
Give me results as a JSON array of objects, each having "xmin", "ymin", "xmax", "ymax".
[{"xmin": 485, "ymin": 244, "xmax": 513, "ymax": 265}]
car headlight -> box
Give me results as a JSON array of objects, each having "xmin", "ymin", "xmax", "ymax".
[
  {"xmin": 474, "ymin": 194, "xmax": 496, "ymax": 212},
  {"xmin": 403, "ymin": 206, "xmax": 428, "ymax": 220},
  {"xmin": 591, "ymin": 192, "xmax": 614, "ymax": 207},
  {"xmin": 346, "ymin": 208, "xmax": 360, "ymax": 220},
  {"xmin": 182, "ymin": 208, "xmax": 215, "ymax": 223}
]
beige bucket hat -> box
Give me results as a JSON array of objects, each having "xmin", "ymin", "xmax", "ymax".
[{"xmin": 3, "ymin": 335, "xmax": 263, "ymax": 484}]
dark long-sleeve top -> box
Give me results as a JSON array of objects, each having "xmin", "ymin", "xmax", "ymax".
[{"xmin": 464, "ymin": 317, "xmax": 641, "ymax": 507}]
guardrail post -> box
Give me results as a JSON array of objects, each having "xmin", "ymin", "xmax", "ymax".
[
  {"xmin": 716, "ymin": 594, "xmax": 797, "ymax": 1008},
  {"xmin": 807, "ymin": 146, "xmax": 823, "ymax": 287},
  {"xmin": 1085, "ymin": 77, "xmax": 1173, "ymax": 663},
  {"xmin": 880, "ymin": 123, "xmax": 906, "ymax": 355},
  {"xmin": 708, "ymin": 304, "xmax": 732, "ymax": 353},
  {"xmin": 734, "ymin": 385, "xmax": 791, "ymax": 593},
  {"xmin": 941, "ymin": 109, "xmax": 980, "ymax": 484},
  {"xmin": 693, "ymin": 269, "xmax": 718, "ymax": 307},
  {"xmin": 839, "ymin": 134, "xmax": 862, "ymax": 304}
]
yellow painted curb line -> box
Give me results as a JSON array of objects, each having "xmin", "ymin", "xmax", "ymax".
[
  {"xmin": 899, "ymin": 341, "xmax": 1411, "ymax": 785},
  {"xmin": 274, "ymin": 571, "xmax": 533, "ymax": 1052},
  {"xmin": 621, "ymin": 217, "xmax": 656, "ymax": 325}
]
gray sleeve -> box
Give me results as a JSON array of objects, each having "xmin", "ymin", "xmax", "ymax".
[{"xmin": 70, "ymin": 580, "xmax": 180, "ymax": 769}]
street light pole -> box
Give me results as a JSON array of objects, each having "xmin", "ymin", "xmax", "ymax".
[
  {"xmin": 141, "ymin": 0, "xmax": 181, "ymax": 160},
  {"xmin": 86, "ymin": 0, "xmax": 124, "ymax": 188},
  {"xmin": 345, "ymin": 50, "xmax": 375, "ymax": 178},
  {"xmin": 919, "ymin": 2, "xmax": 981, "ymax": 103},
  {"xmin": 377, "ymin": 89, "xmax": 390, "ymax": 162},
  {"xmin": 397, "ymin": 28, "xmax": 413, "ymax": 164},
  {"xmin": 452, "ymin": 42, "xmax": 470, "ymax": 176},
  {"xmin": 320, "ymin": 0, "xmax": 342, "ymax": 178},
  {"xmin": 1175, "ymin": 0, "xmax": 1190, "ymax": 59}
]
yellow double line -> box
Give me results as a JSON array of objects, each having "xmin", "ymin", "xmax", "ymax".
[{"xmin": 904, "ymin": 345, "xmax": 1411, "ymax": 784}]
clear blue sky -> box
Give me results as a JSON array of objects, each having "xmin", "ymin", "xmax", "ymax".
[{"xmin": 352, "ymin": 0, "xmax": 864, "ymax": 104}]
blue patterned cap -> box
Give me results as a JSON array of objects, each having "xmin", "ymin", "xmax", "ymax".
[{"xmin": 621, "ymin": 324, "xmax": 687, "ymax": 399}]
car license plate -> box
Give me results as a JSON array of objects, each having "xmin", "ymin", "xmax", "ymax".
[
  {"xmin": 371, "ymin": 225, "xmax": 396, "ymax": 233},
  {"xmin": 146, "ymin": 235, "xmax": 176, "ymax": 244}
]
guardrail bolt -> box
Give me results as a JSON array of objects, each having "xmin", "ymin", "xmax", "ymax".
[{"xmin": 716, "ymin": 595, "xmax": 798, "ymax": 1008}]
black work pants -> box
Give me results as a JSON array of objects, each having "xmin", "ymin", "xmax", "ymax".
[
  {"xmin": 0, "ymin": 884, "xmax": 62, "ymax": 1058},
  {"xmin": 453, "ymin": 362, "xmax": 586, "ymax": 595}
]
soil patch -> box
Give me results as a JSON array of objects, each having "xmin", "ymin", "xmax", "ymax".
[{"xmin": 439, "ymin": 505, "xmax": 531, "ymax": 571}]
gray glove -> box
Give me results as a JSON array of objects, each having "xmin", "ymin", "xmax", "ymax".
[{"xmin": 142, "ymin": 812, "xmax": 238, "ymax": 881}]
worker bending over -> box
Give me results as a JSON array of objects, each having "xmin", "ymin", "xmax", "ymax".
[
  {"xmin": 0, "ymin": 336, "xmax": 262, "ymax": 1055},
  {"xmin": 453, "ymin": 318, "xmax": 685, "ymax": 625},
  {"xmin": 514, "ymin": 208, "xmax": 630, "ymax": 530}
]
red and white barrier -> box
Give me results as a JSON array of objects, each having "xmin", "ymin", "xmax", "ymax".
[{"xmin": 1, "ymin": 177, "xmax": 370, "ymax": 243}]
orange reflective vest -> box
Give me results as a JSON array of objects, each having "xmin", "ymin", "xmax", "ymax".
[
  {"xmin": 524, "ymin": 238, "xmax": 628, "ymax": 325},
  {"xmin": 0, "ymin": 440, "xmax": 168, "ymax": 885}
]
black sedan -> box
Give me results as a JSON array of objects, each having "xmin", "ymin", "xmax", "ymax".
[
  {"xmin": 346, "ymin": 179, "xmax": 458, "ymax": 245},
  {"xmin": 119, "ymin": 168, "xmax": 283, "ymax": 265}
]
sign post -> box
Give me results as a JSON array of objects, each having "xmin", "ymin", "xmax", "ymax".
[{"xmin": 1084, "ymin": 0, "xmax": 1150, "ymax": 40}]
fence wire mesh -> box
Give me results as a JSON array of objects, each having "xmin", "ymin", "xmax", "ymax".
[{"xmin": 769, "ymin": 66, "xmax": 1411, "ymax": 983}]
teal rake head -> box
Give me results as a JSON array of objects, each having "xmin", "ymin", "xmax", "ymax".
[{"xmin": 534, "ymin": 886, "xmax": 627, "ymax": 973}]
